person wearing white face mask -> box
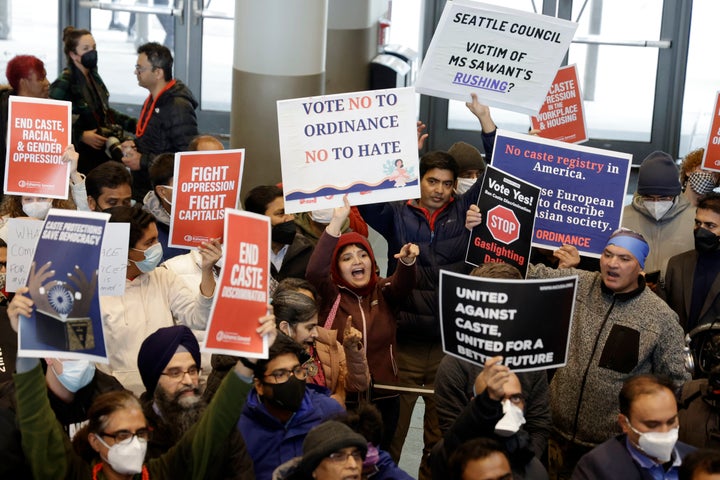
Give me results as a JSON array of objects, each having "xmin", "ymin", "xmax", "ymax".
[
  {"xmin": 622, "ymin": 151, "xmax": 696, "ymax": 291},
  {"xmin": 573, "ymin": 374, "xmax": 696, "ymax": 479},
  {"xmin": 92, "ymin": 204, "xmax": 221, "ymax": 395},
  {"xmin": 432, "ymin": 354, "xmax": 549, "ymax": 480},
  {"xmin": 7, "ymin": 304, "xmax": 277, "ymax": 480}
]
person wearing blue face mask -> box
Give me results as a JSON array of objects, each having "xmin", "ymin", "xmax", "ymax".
[{"xmin": 94, "ymin": 204, "xmax": 221, "ymax": 395}]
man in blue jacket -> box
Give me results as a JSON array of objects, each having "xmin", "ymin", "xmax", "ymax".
[
  {"xmin": 238, "ymin": 334, "xmax": 345, "ymax": 480},
  {"xmin": 573, "ymin": 374, "xmax": 695, "ymax": 479}
]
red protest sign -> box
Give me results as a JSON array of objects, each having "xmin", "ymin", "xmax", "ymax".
[
  {"xmin": 702, "ymin": 92, "xmax": 720, "ymax": 172},
  {"xmin": 169, "ymin": 149, "xmax": 244, "ymax": 248},
  {"xmin": 4, "ymin": 97, "xmax": 71, "ymax": 198},
  {"xmin": 530, "ymin": 65, "xmax": 588, "ymax": 144},
  {"xmin": 204, "ymin": 209, "xmax": 269, "ymax": 357}
]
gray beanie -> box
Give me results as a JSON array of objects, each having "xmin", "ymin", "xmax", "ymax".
[
  {"xmin": 448, "ymin": 141, "xmax": 486, "ymax": 174},
  {"xmin": 300, "ymin": 421, "xmax": 368, "ymax": 473},
  {"xmin": 637, "ymin": 151, "xmax": 681, "ymax": 196}
]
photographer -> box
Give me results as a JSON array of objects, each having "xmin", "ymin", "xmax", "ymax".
[{"xmin": 50, "ymin": 26, "xmax": 137, "ymax": 174}]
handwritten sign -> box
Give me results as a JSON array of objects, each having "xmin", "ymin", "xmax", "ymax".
[
  {"xmin": 440, "ymin": 270, "xmax": 577, "ymax": 371},
  {"xmin": 203, "ymin": 209, "xmax": 270, "ymax": 357},
  {"xmin": 530, "ymin": 65, "xmax": 588, "ymax": 143},
  {"xmin": 4, "ymin": 96, "xmax": 71, "ymax": 198},
  {"xmin": 169, "ymin": 150, "xmax": 244, "ymax": 248},
  {"xmin": 278, "ymin": 87, "xmax": 419, "ymax": 213},
  {"xmin": 492, "ymin": 130, "xmax": 631, "ymax": 256},
  {"xmin": 466, "ymin": 166, "xmax": 539, "ymax": 276},
  {"xmin": 17, "ymin": 209, "xmax": 109, "ymax": 362},
  {"xmin": 415, "ymin": 0, "xmax": 578, "ymax": 115},
  {"xmin": 702, "ymin": 92, "xmax": 720, "ymax": 172},
  {"xmin": 7, "ymin": 219, "xmax": 128, "ymax": 295}
]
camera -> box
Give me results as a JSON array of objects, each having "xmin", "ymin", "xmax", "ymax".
[{"xmin": 97, "ymin": 124, "xmax": 132, "ymax": 162}]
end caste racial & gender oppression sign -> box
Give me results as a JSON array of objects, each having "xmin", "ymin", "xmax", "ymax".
[
  {"xmin": 440, "ymin": 271, "xmax": 577, "ymax": 371},
  {"xmin": 278, "ymin": 87, "xmax": 419, "ymax": 213},
  {"xmin": 415, "ymin": 0, "xmax": 578, "ymax": 115},
  {"xmin": 4, "ymin": 97, "xmax": 71, "ymax": 198}
]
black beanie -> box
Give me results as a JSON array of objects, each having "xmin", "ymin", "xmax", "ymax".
[
  {"xmin": 637, "ymin": 151, "xmax": 681, "ymax": 196},
  {"xmin": 300, "ymin": 421, "xmax": 368, "ymax": 474},
  {"xmin": 137, "ymin": 325, "xmax": 201, "ymax": 396}
]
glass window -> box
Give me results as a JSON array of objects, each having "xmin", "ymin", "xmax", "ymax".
[
  {"xmin": 200, "ymin": 0, "xmax": 234, "ymax": 111},
  {"xmin": 0, "ymin": 0, "xmax": 59, "ymax": 87},
  {"xmin": 679, "ymin": 0, "xmax": 720, "ymax": 156}
]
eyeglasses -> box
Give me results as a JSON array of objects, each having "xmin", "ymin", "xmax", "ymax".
[
  {"xmin": 328, "ymin": 449, "xmax": 363, "ymax": 463},
  {"xmin": 264, "ymin": 364, "xmax": 308, "ymax": 383},
  {"xmin": 101, "ymin": 428, "xmax": 152, "ymax": 444},
  {"xmin": 134, "ymin": 64, "xmax": 156, "ymax": 74},
  {"xmin": 160, "ymin": 365, "xmax": 199, "ymax": 381}
]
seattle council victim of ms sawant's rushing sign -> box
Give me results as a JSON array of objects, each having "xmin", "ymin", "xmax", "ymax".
[
  {"xmin": 415, "ymin": 0, "xmax": 578, "ymax": 115},
  {"xmin": 204, "ymin": 209, "xmax": 270, "ymax": 358},
  {"xmin": 4, "ymin": 96, "xmax": 72, "ymax": 198},
  {"xmin": 277, "ymin": 87, "xmax": 420, "ymax": 214},
  {"xmin": 440, "ymin": 270, "xmax": 577, "ymax": 372},
  {"xmin": 491, "ymin": 130, "xmax": 631, "ymax": 257}
]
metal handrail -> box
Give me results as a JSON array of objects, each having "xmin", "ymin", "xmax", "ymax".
[
  {"xmin": 78, "ymin": 0, "xmax": 183, "ymax": 17},
  {"xmin": 572, "ymin": 35, "xmax": 671, "ymax": 49}
]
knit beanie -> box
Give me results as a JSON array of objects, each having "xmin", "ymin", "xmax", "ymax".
[
  {"xmin": 330, "ymin": 232, "xmax": 379, "ymax": 297},
  {"xmin": 300, "ymin": 421, "xmax": 368, "ymax": 474},
  {"xmin": 137, "ymin": 325, "xmax": 201, "ymax": 396},
  {"xmin": 448, "ymin": 141, "xmax": 486, "ymax": 174},
  {"xmin": 637, "ymin": 151, "xmax": 681, "ymax": 196},
  {"xmin": 606, "ymin": 228, "xmax": 649, "ymax": 270}
]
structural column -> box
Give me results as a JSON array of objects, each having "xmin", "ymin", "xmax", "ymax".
[{"xmin": 230, "ymin": 0, "xmax": 328, "ymax": 195}]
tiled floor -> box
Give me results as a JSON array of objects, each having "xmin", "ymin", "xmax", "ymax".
[{"xmin": 398, "ymin": 398, "xmax": 425, "ymax": 479}]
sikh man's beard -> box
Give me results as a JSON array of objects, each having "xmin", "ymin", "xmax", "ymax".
[{"xmin": 154, "ymin": 386, "xmax": 207, "ymax": 442}]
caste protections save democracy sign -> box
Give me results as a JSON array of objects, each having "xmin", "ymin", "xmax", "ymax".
[
  {"xmin": 415, "ymin": 0, "xmax": 578, "ymax": 115},
  {"xmin": 18, "ymin": 209, "xmax": 109, "ymax": 362},
  {"xmin": 278, "ymin": 87, "xmax": 419, "ymax": 213},
  {"xmin": 204, "ymin": 209, "xmax": 269, "ymax": 358},
  {"xmin": 440, "ymin": 270, "xmax": 577, "ymax": 371},
  {"xmin": 4, "ymin": 96, "xmax": 71, "ymax": 198},
  {"xmin": 492, "ymin": 130, "xmax": 631, "ymax": 257},
  {"xmin": 169, "ymin": 149, "xmax": 244, "ymax": 249}
]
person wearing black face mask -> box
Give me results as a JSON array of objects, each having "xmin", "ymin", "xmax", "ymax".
[
  {"xmin": 50, "ymin": 26, "xmax": 137, "ymax": 174},
  {"xmin": 244, "ymin": 185, "xmax": 314, "ymax": 287},
  {"xmin": 664, "ymin": 193, "xmax": 720, "ymax": 334},
  {"xmin": 238, "ymin": 334, "xmax": 345, "ymax": 480}
]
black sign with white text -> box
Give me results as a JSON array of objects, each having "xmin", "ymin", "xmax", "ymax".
[{"xmin": 440, "ymin": 270, "xmax": 577, "ymax": 371}]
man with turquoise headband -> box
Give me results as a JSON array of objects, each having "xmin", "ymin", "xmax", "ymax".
[{"xmin": 526, "ymin": 228, "xmax": 690, "ymax": 478}]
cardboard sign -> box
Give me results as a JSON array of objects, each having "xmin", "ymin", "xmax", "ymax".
[
  {"xmin": 415, "ymin": 0, "xmax": 578, "ymax": 115},
  {"xmin": 4, "ymin": 97, "xmax": 71, "ymax": 198},
  {"xmin": 17, "ymin": 209, "xmax": 109, "ymax": 362},
  {"xmin": 466, "ymin": 166, "xmax": 540, "ymax": 276},
  {"xmin": 440, "ymin": 270, "xmax": 577, "ymax": 371},
  {"xmin": 7, "ymin": 220, "xmax": 128, "ymax": 296},
  {"xmin": 203, "ymin": 209, "xmax": 270, "ymax": 358},
  {"xmin": 169, "ymin": 149, "xmax": 244, "ymax": 249},
  {"xmin": 492, "ymin": 130, "xmax": 631, "ymax": 256},
  {"xmin": 278, "ymin": 87, "xmax": 419, "ymax": 213},
  {"xmin": 702, "ymin": 92, "xmax": 720, "ymax": 172},
  {"xmin": 530, "ymin": 65, "xmax": 588, "ymax": 143}
]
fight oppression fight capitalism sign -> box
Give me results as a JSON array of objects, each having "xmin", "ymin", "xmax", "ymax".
[
  {"xmin": 440, "ymin": 271, "xmax": 577, "ymax": 371},
  {"xmin": 415, "ymin": 0, "xmax": 578, "ymax": 115}
]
